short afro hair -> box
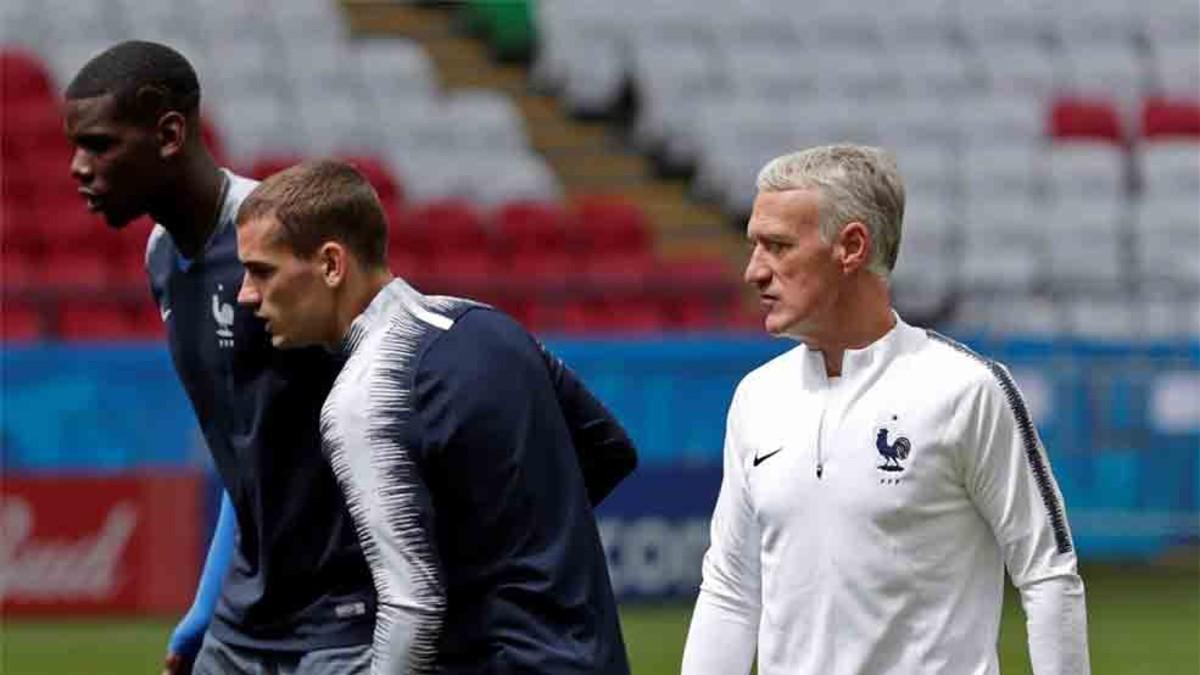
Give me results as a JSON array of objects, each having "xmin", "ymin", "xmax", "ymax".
[{"xmin": 65, "ymin": 40, "xmax": 201, "ymax": 126}]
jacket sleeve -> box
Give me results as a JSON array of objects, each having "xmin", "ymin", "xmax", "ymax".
[
  {"xmin": 324, "ymin": 380, "xmax": 445, "ymax": 675},
  {"xmin": 956, "ymin": 365, "xmax": 1091, "ymax": 675},
  {"xmin": 681, "ymin": 384, "xmax": 760, "ymax": 675},
  {"xmin": 539, "ymin": 343, "xmax": 638, "ymax": 505}
]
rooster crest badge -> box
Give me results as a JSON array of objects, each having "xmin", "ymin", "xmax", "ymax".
[{"xmin": 875, "ymin": 415, "xmax": 911, "ymax": 473}]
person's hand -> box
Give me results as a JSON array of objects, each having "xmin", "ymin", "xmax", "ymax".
[{"xmin": 161, "ymin": 651, "xmax": 192, "ymax": 675}]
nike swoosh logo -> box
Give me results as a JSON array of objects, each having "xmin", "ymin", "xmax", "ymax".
[
  {"xmin": 160, "ymin": 307, "xmax": 172, "ymax": 322},
  {"xmin": 753, "ymin": 446, "xmax": 783, "ymax": 467}
]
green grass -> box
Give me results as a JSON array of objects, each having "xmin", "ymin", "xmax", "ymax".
[{"xmin": 3, "ymin": 565, "xmax": 1196, "ymax": 674}]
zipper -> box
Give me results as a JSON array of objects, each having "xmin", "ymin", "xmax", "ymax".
[{"xmin": 815, "ymin": 384, "xmax": 829, "ymax": 480}]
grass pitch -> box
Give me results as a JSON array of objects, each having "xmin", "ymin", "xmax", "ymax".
[{"xmin": 2, "ymin": 565, "xmax": 1196, "ymax": 674}]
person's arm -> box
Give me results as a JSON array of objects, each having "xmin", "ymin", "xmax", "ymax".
[
  {"xmin": 327, "ymin": 386, "xmax": 446, "ymax": 675},
  {"xmin": 538, "ymin": 343, "xmax": 638, "ymax": 505},
  {"xmin": 162, "ymin": 490, "xmax": 237, "ymax": 674},
  {"xmin": 681, "ymin": 385, "xmax": 760, "ymax": 675},
  {"xmin": 957, "ymin": 365, "xmax": 1090, "ymax": 675}
]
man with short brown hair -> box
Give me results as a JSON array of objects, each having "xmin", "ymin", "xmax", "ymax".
[{"xmin": 236, "ymin": 160, "xmax": 635, "ymax": 674}]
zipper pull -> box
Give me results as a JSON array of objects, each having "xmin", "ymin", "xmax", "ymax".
[{"xmin": 816, "ymin": 463, "xmax": 824, "ymax": 479}]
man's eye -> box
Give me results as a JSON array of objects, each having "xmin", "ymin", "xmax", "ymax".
[{"xmin": 80, "ymin": 137, "xmax": 113, "ymax": 153}]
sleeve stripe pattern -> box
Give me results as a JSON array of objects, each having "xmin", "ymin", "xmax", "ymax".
[
  {"xmin": 927, "ymin": 331, "xmax": 1074, "ymax": 554},
  {"xmin": 322, "ymin": 297, "xmax": 450, "ymax": 674}
]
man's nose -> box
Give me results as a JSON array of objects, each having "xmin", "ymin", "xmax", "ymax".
[
  {"xmin": 236, "ymin": 273, "xmax": 259, "ymax": 306},
  {"xmin": 744, "ymin": 250, "xmax": 768, "ymax": 287},
  {"xmin": 69, "ymin": 148, "xmax": 92, "ymax": 183}
]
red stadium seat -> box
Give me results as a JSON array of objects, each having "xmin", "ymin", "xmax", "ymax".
[
  {"xmin": 1050, "ymin": 97, "xmax": 1125, "ymax": 143},
  {"xmin": 1, "ymin": 299, "xmax": 45, "ymax": 341},
  {"xmin": 560, "ymin": 297, "xmax": 612, "ymax": 334},
  {"xmin": 405, "ymin": 199, "xmax": 486, "ymax": 235},
  {"xmin": 495, "ymin": 201, "xmax": 570, "ymax": 253},
  {"xmin": 426, "ymin": 250, "xmax": 501, "ymax": 292},
  {"xmin": 1141, "ymin": 97, "xmax": 1200, "ymax": 139},
  {"xmin": 37, "ymin": 205, "xmax": 115, "ymax": 255},
  {"xmin": 571, "ymin": 197, "xmax": 655, "ymax": 277},
  {"xmin": 0, "ymin": 49, "xmax": 56, "ymax": 104},
  {"xmin": 2, "ymin": 98, "xmax": 64, "ymax": 161},
  {"xmin": 2, "ymin": 205, "xmax": 49, "ymax": 256},
  {"xmin": 388, "ymin": 215, "xmax": 431, "ymax": 273},
  {"xmin": 343, "ymin": 155, "xmax": 404, "ymax": 214},
  {"xmin": 39, "ymin": 250, "xmax": 114, "ymax": 289},
  {"xmin": 56, "ymin": 300, "xmax": 139, "ymax": 340},
  {"xmin": 129, "ymin": 302, "xmax": 166, "ymax": 339},
  {"xmin": 1, "ymin": 248, "xmax": 42, "ymax": 289},
  {"xmin": 495, "ymin": 200, "xmax": 573, "ymax": 283},
  {"xmin": 605, "ymin": 292, "xmax": 668, "ymax": 333},
  {"xmin": 246, "ymin": 154, "xmax": 305, "ymax": 181}
]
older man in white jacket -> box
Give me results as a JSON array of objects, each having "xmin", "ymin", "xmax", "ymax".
[{"xmin": 682, "ymin": 145, "xmax": 1090, "ymax": 675}]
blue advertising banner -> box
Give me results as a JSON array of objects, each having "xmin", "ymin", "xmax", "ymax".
[{"xmin": 3, "ymin": 336, "xmax": 1197, "ymax": 580}]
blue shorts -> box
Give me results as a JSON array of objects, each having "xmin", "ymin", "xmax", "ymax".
[{"xmin": 192, "ymin": 632, "xmax": 371, "ymax": 675}]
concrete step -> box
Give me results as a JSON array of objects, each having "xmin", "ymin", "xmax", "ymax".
[{"xmin": 341, "ymin": 0, "xmax": 746, "ymax": 266}]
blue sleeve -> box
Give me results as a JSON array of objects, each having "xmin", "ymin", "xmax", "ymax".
[{"xmin": 167, "ymin": 490, "xmax": 237, "ymax": 658}]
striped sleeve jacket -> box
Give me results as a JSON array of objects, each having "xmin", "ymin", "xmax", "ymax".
[{"xmin": 321, "ymin": 279, "xmax": 632, "ymax": 675}]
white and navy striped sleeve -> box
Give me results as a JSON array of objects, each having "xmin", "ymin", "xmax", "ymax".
[
  {"xmin": 955, "ymin": 363, "xmax": 1091, "ymax": 675},
  {"xmin": 322, "ymin": 326, "xmax": 447, "ymax": 675}
]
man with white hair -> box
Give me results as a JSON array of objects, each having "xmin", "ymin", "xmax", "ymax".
[{"xmin": 681, "ymin": 144, "xmax": 1090, "ymax": 675}]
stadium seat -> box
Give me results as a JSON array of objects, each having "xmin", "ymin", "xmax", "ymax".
[
  {"xmin": 959, "ymin": 197, "xmax": 1044, "ymax": 284},
  {"xmin": 973, "ymin": 42, "xmax": 1057, "ymax": 97},
  {"xmin": 1140, "ymin": 97, "xmax": 1200, "ymax": 139},
  {"xmin": 1050, "ymin": 97, "xmax": 1126, "ymax": 143},
  {"xmin": 1136, "ymin": 141, "xmax": 1200, "ymax": 197},
  {"xmin": 1133, "ymin": 197, "xmax": 1200, "ymax": 290},
  {"xmin": 1150, "ymin": 41, "xmax": 1200, "ymax": 95},
  {"xmin": 1045, "ymin": 142, "xmax": 1129, "ymax": 200},
  {"xmin": 444, "ymin": 89, "xmax": 529, "ymax": 153},
  {"xmin": 951, "ymin": 295, "xmax": 1065, "ymax": 338},
  {"xmin": 129, "ymin": 302, "xmax": 166, "ymax": 340},
  {"xmin": 386, "ymin": 223, "xmax": 429, "ymax": 281},
  {"xmin": 631, "ymin": 40, "xmax": 722, "ymax": 150},
  {"xmin": 572, "ymin": 197, "xmax": 652, "ymax": 255},
  {"xmin": 39, "ymin": 250, "xmax": 114, "ymax": 289},
  {"xmin": 1056, "ymin": 43, "xmax": 1148, "ymax": 99},
  {"xmin": 246, "ymin": 154, "xmax": 304, "ymax": 181},
  {"xmin": 960, "ymin": 141, "xmax": 1043, "ymax": 203},
  {"xmin": 494, "ymin": 201, "xmax": 574, "ymax": 283},
  {"xmin": 958, "ymin": 94, "xmax": 1047, "ymax": 145},
  {"xmin": 1065, "ymin": 298, "xmax": 1143, "ymax": 341},
  {"xmin": 1141, "ymin": 0, "xmax": 1200, "ymax": 55},
  {"xmin": 891, "ymin": 45, "xmax": 980, "ymax": 98},
  {"xmin": 0, "ymin": 48, "xmax": 56, "ymax": 103},
  {"xmin": 957, "ymin": 0, "xmax": 1052, "ymax": 50},
  {"xmin": 56, "ymin": 299, "xmax": 139, "ymax": 340},
  {"xmin": 342, "ymin": 155, "xmax": 404, "ymax": 215},
  {"xmin": 353, "ymin": 38, "xmax": 438, "ymax": 96},
  {"xmin": 212, "ymin": 95, "xmax": 303, "ymax": 164},
  {"xmin": 1042, "ymin": 199, "xmax": 1128, "ymax": 291},
  {"xmin": 1, "ymin": 248, "xmax": 41, "ymax": 289},
  {"xmin": 470, "ymin": 154, "xmax": 562, "ymax": 207},
  {"xmin": 1, "ymin": 299, "xmax": 44, "ymax": 341},
  {"xmin": 877, "ymin": 99, "xmax": 964, "ymax": 150}
]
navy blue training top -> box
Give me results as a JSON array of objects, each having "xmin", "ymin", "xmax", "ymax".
[
  {"xmin": 145, "ymin": 171, "xmax": 375, "ymax": 652},
  {"xmin": 322, "ymin": 280, "xmax": 631, "ymax": 674}
]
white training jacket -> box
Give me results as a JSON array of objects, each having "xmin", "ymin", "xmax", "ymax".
[{"xmin": 682, "ymin": 317, "xmax": 1090, "ymax": 675}]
